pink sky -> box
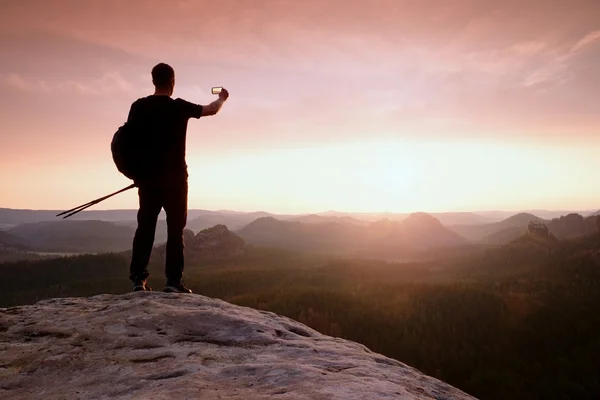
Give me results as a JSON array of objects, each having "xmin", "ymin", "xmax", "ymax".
[{"xmin": 1, "ymin": 0, "xmax": 599, "ymax": 213}]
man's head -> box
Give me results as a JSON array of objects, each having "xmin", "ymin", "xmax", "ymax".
[{"xmin": 151, "ymin": 63, "xmax": 175, "ymax": 95}]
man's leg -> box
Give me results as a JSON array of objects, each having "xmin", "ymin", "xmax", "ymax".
[
  {"xmin": 162, "ymin": 179, "xmax": 191, "ymax": 292},
  {"xmin": 129, "ymin": 185, "xmax": 162, "ymax": 287}
]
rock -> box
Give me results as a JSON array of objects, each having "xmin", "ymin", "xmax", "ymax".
[
  {"xmin": 528, "ymin": 220, "xmax": 549, "ymax": 237},
  {"xmin": 0, "ymin": 293, "xmax": 477, "ymax": 400},
  {"xmin": 188, "ymin": 224, "xmax": 246, "ymax": 258},
  {"xmin": 183, "ymin": 228, "xmax": 195, "ymax": 245},
  {"xmin": 154, "ymin": 225, "xmax": 245, "ymax": 262}
]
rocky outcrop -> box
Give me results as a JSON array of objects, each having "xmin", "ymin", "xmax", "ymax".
[
  {"xmin": 155, "ymin": 225, "xmax": 245, "ymax": 261},
  {"xmin": 528, "ymin": 220, "xmax": 549, "ymax": 237},
  {"xmin": 0, "ymin": 293, "xmax": 477, "ymax": 400},
  {"xmin": 188, "ymin": 224, "xmax": 246, "ymax": 258}
]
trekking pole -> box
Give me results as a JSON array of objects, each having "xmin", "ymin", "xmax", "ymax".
[{"xmin": 56, "ymin": 183, "xmax": 136, "ymax": 219}]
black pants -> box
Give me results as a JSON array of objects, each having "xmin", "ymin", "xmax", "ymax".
[{"xmin": 129, "ymin": 179, "xmax": 188, "ymax": 284}]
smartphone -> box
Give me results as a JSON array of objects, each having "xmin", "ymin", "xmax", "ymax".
[{"xmin": 211, "ymin": 87, "xmax": 223, "ymax": 95}]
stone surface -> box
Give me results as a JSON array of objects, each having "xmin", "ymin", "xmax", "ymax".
[{"xmin": 0, "ymin": 292, "xmax": 477, "ymax": 399}]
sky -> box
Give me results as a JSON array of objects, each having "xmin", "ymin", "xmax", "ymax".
[{"xmin": 1, "ymin": 0, "xmax": 599, "ymax": 214}]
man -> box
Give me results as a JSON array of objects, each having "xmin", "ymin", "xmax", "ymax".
[{"xmin": 127, "ymin": 63, "xmax": 229, "ymax": 293}]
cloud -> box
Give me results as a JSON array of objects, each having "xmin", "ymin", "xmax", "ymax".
[
  {"xmin": 571, "ymin": 29, "xmax": 600, "ymax": 52},
  {"xmin": 511, "ymin": 41, "xmax": 547, "ymax": 56},
  {"xmin": 3, "ymin": 72, "xmax": 136, "ymax": 95},
  {"xmin": 4, "ymin": 73, "xmax": 39, "ymax": 92},
  {"xmin": 1, "ymin": 0, "xmax": 599, "ymax": 144},
  {"xmin": 523, "ymin": 28, "xmax": 600, "ymax": 87}
]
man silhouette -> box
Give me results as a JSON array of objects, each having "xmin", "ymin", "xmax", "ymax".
[{"xmin": 127, "ymin": 63, "xmax": 229, "ymax": 293}]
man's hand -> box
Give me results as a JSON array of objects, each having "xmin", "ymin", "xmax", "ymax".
[
  {"xmin": 218, "ymin": 88, "xmax": 229, "ymax": 101},
  {"xmin": 202, "ymin": 88, "xmax": 229, "ymax": 117}
]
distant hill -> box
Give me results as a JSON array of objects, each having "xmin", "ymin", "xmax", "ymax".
[
  {"xmin": 188, "ymin": 225, "xmax": 246, "ymax": 259},
  {"xmin": 0, "ymin": 207, "xmax": 281, "ymax": 229},
  {"xmin": 548, "ymin": 213, "xmax": 597, "ymax": 239},
  {"xmin": 0, "ymin": 230, "xmax": 30, "ymax": 250},
  {"xmin": 364, "ymin": 213, "xmax": 467, "ymax": 252},
  {"xmin": 288, "ymin": 214, "xmax": 367, "ymax": 226},
  {"xmin": 399, "ymin": 212, "xmax": 468, "ymax": 247},
  {"xmin": 474, "ymin": 209, "xmax": 597, "ymax": 221},
  {"xmin": 480, "ymin": 226, "xmax": 527, "ymax": 245},
  {"xmin": 0, "ymin": 230, "xmax": 37, "ymax": 262},
  {"xmin": 236, "ymin": 217, "xmax": 364, "ymax": 253},
  {"xmin": 3, "ymin": 206, "xmax": 597, "ymax": 254},
  {"xmin": 184, "ymin": 211, "xmax": 301, "ymax": 233},
  {"xmin": 431, "ymin": 212, "xmax": 495, "ymax": 226},
  {"xmin": 461, "ymin": 212, "xmax": 600, "ymax": 245},
  {"xmin": 509, "ymin": 223, "xmax": 560, "ymax": 250},
  {"xmin": 237, "ymin": 213, "xmax": 467, "ymax": 254},
  {"xmin": 316, "ymin": 211, "xmax": 493, "ymax": 226},
  {"xmin": 5, "ymin": 206, "xmax": 595, "ymax": 231},
  {"xmin": 113, "ymin": 220, "xmax": 169, "ymax": 244},
  {"xmin": 151, "ymin": 225, "xmax": 246, "ymax": 262},
  {"xmin": 7, "ymin": 220, "xmax": 137, "ymax": 253},
  {"xmin": 451, "ymin": 213, "xmax": 545, "ymax": 242}
]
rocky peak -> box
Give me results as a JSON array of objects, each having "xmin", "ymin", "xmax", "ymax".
[
  {"xmin": 188, "ymin": 224, "xmax": 246, "ymax": 258},
  {"xmin": 154, "ymin": 225, "xmax": 245, "ymax": 260},
  {"xmin": 0, "ymin": 293, "xmax": 477, "ymax": 399},
  {"xmin": 528, "ymin": 220, "xmax": 549, "ymax": 237}
]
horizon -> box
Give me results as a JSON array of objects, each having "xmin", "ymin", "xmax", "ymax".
[
  {"xmin": 2, "ymin": 0, "xmax": 600, "ymax": 213},
  {"xmin": 1, "ymin": 204, "xmax": 597, "ymax": 218}
]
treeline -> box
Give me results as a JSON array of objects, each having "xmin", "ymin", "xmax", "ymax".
[{"xmin": 1, "ymin": 243, "xmax": 599, "ymax": 399}]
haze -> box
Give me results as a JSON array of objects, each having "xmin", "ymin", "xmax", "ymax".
[{"xmin": 1, "ymin": 0, "xmax": 599, "ymax": 214}]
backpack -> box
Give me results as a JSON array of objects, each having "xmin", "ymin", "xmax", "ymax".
[{"xmin": 111, "ymin": 122, "xmax": 146, "ymax": 182}]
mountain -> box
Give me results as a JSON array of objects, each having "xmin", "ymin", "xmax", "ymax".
[
  {"xmin": 547, "ymin": 213, "xmax": 597, "ymax": 239},
  {"xmin": 237, "ymin": 217, "xmax": 364, "ymax": 253},
  {"xmin": 399, "ymin": 212, "xmax": 468, "ymax": 247},
  {"xmin": 365, "ymin": 213, "xmax": 467, "ymax": 250},
  {"xmin": 113, "ymin": 219, "xmax": 170, "ymax": 244},
  {"xmin": 186, "ymin": 211, "xmax": 288, "ymax": 232},
  {"xmin": 288, "ymin": 214, "xmax": 367, "ymax": 226},
  {"xmin": 237, "ymin": 213, "xmax": 467, "ymax": 254},
  {"xmin": 7, "ymin": 220, "xmax": 137, "ymax": 254},
  {"xmin": 2, "ymin": 206, "xmax": 596, "ymax": 229},
  {"xmin": 451, "ymin": 213, "xmax": 546, "ymax": 242},
  {"xmin": 509, "ymin": 221, "xmax": 560, "ymax": 249},
  {"xmin": 0, "ymin": 230, "xmax": 30, "ymax": 250},
  {"xmin": 153, "ymin": 225, "xmax": 246, "ymax": 261},
  {"xmin": 0, "ymin": 207, "xmax": 281, "ymax": 229},
  {"xmin": 477, "ymin": 213, "xmax": 599, "ymax": 245},
  {"xmin": 317, "ymin": 211, "xmax": 493, "ymax": 226},
  {"xmin": 430, "ymin": 212, "xmax": 495, "ymax": 226},
  {"xmin": 474, "ymin": 209, "xmax": 597, "ymax": 221},
  {"xmin": 0, "ymin": 292, "xmax": 476, "ymax": 400},
  {"xmin": 0, "ymin": 230, "xmax": 37, "ymax": 262},
  {"xmin": 480, "ymin": 226, "xmax": 526, "ymax": 245}
]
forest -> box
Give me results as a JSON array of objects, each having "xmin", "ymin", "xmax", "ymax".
[{"xmin": 1, "ymin": 235, "xmax": 599, "ymax": 400}]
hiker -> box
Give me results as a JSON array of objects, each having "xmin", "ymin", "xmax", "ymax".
[{"xmin": 127, "ymin": 63, "xmax": 229, "ymax": 293}]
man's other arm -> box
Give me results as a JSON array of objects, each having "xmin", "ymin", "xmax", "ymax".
[{"xmin": 201, "ymin": 88, "xmax": 229, "ymax": 117}]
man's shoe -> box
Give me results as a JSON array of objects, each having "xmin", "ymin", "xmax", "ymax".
[
  {"xmin": 133, "ymin": 279, "xmax": 152, "ymax": 292},
  {"xmin": 163, "ymin": 281, "xmax": 192, "ymax": 293}
]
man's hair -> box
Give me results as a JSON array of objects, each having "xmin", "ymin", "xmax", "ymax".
[{"xmin": 151, "ymin": 63, "xmax": 175, "ymax": 87}]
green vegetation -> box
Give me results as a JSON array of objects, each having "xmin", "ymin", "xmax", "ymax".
[{"xmin": 1, "ymin": 237, "xmax": 599, "ymax": 400}]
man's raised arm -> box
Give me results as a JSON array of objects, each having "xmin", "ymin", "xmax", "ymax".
[{"xmin": 201, "ymin": 88, "xmax": 230, "ymax": 117}]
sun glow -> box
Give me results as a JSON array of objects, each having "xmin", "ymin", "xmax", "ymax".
[{"xmin": 183, "ymin": 137, "xmax": 595, "ymax": 214}]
